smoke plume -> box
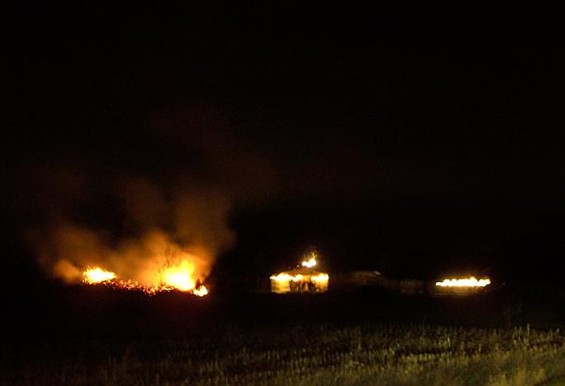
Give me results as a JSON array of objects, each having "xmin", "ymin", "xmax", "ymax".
[{"xmin": 17, "ymin": 104, "xmax": 273, "ymax": 286}]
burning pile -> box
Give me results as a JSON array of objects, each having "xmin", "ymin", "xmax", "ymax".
[
  {"xmin": 270, "ymin": 251, "xmax": 330, "ymax": 294},
  {"xmin": 435, "ymin": 276, "xmax": 491, "ymax": 288},
  {"xmin": 42, "ymin": 229, "xmax": 213, "ymax": 297},
  {"xmin": 433, "ymin": 276, "xmax": 491, "ymax": 295},
  {"xmin": 82, "ymin": 261, "xmax": 208, "ymax": 296}
]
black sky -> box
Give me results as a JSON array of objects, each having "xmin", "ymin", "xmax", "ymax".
[{"xmin": 4, "ymin": 4, "xmax": 565, "ymax": 283}]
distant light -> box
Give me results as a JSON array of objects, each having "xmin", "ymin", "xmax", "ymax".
[{"xmin": 435, "ymin": 277, "xmax": 491, "ymax": 288}]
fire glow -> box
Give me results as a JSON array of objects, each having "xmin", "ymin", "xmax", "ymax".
[
  {"xmin": 301, "ymin": 254, "xmax": 317, "ymax": 268},
  {"xmin": 83, "ymin": 267, "xmax": 116, "ymax": 284},
  {"xmin": 270, "ymin": 272, "xmax": 330, "ymax": 284},
  {"xmin": 81, "ymin": 261, "xmax": 209, "ymax": 296},
  {"xmin": 435, "ymin": 276, "xmax": 491, "ymax": 288},
  {"xmin": 270, "ymin": 251, "xmax": 329, "ymax": 294}
]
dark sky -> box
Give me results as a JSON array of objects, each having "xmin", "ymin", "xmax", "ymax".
[{"xmin": 4, "ymin": 4, "xmax": 565, "ymax": 283}]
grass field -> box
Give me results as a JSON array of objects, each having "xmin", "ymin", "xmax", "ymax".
[
  {"xmin": 3, "ymin": 322, "xmax": 565, "ymax": 385},
  {"xmin": 2, "ymin": 285, "xmax": 564, "ymax": 385}
]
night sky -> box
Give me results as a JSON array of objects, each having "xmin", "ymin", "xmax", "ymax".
[{"xmin": 4, "ymin": 4, "xmax": 565, "ymax": 288}]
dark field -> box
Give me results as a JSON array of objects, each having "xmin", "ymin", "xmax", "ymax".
[{"xmin": 2, "ymin": 283, "xmax": 564, "ymax": 385}]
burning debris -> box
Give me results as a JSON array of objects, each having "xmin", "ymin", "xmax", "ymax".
[
  {"xmin": 36, "ymin": 226, "xmax": 214, "ymax": 297},
  {"xmin": 435, "ymin": 277, "xmax": 491, "ymax": 288},
  {"xmin": 23, "ymin": 110, "xmax": 275, "ymax": 300},
  {"xmin": 433, "ymin": 276, "xmax": 491, "ymax": 296},
  {"xmin": 270, "ymin": 251, "xmax": 329, "ymax": 294},
  {"xmin": 81, "ymin": 261, "xmax": 209, "ymax": 296}
]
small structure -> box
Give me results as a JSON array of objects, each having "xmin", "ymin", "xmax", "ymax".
[{"xmin": 270, "ymin": 251, "xmax": 329, "ymax": 294}]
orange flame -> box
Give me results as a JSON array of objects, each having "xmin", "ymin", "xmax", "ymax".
[
  {"xmin": 161, "ymin": 260, "xmax": 196, "ymax": 292},
  {"xmin": 83, "ymin": 267, "xmax": 116, "ymax": 284},
  {"xmin": 270, "ymin": 249, "xmax": 329, "ymax": 293},
  {"xmin": 435, "ymin": 276, "xmax": 491, "ymax": 288},
  {"xmin": 193, "ymin": 285, "xmax": 209, "ymax": 297},
  {"xmin": 301, "ymin": 251, "xmax": 318, "ymax": 268},
  {"xmin": 80, "ymin": 261, "xmax": 208, "ymax": 296},
  {"xmin": 270, "ymin": 272, "xmax": 329, "ymax": 284}
]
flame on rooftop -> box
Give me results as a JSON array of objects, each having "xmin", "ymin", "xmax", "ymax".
[
  {"xmin": 270, "ymin": 249, "xmax": 328, "ymax": 294},
  {"xmin": 301, "ymin": 252, "xmax": 318, "ymax": 268}
]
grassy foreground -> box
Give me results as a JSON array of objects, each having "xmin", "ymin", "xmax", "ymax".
[{"xmin": 3, "ymin": 322, "xmax": 565, "ymax": 386}]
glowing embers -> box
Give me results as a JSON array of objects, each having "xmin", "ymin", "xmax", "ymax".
[
  {"xmin": 270, "ymin": 250, "xmax": 329, "ymax": 294},
  {"xmin": 435, "ymin": 277, "xmax": 491, "ymax": 288},
  {"xmin": 81, "ymin": 262, "xmax": 208, "ymax": 297}
]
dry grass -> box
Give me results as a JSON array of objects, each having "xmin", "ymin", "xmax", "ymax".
[{"xmin": 2, "ymin": 323, "xmax": 564, "ymax": 385}]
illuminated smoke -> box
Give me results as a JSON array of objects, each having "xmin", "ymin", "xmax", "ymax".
[{"xmin": 22, "ymin": 104, "xmax": 273, "ymax": 290}]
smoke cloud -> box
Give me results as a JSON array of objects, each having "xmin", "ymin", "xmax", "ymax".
[{"xmin": 16, "ymin": 104, "xmax": 274, "ymax": 286}]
